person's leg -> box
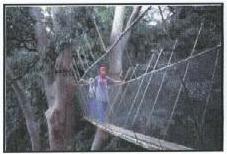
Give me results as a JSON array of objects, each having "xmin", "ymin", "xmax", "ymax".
[
  {"xmin": 90, "ymin": 99, "xmax": 95, "ymax": 120},
  {"xmin": 89, "ymin": 99, "xmax": 92, "ymax": 119},
  {"xmin": 95, "ymin": 101, "xmax": 99, "ymax": 122},
  {"xmin": 103, "ymin": 101, "xmax": 108, "ymax": 122},
  {"xmin": 100, "ymin": 102, "xmax": 105, "ymax": 123},
  {"xmin": 99, "ymin": 101, "xmax": 107, "ymax": 123},
  {"xmin": 97, "ymin": 101, "xmax": 103, "ymax": 123}
]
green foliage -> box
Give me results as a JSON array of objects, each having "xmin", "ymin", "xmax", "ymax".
[
  {"xmin": 5, "ymin": 5, "xmax": 222, "ymax": 151},
  {"xmin": 6, "ymin": 7, "xmax": 36, "ymax": 56}
]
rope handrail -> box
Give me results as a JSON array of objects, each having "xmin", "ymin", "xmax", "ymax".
[
  {"xmin": 162, "ymin": 22, "xmax": 203, "ymax": 140},
  {"xmin": 131, "ymin": 39, "xmax": 178, "ymax": 125},
  {"xmin": 75, "ymin": 44, "xmax": 221, "ymax": 87},
  {"xmin": 121, "ymin": 44, "xmax": 221, "ymax": 85},
  {"xmin": 124, "ymin": 48, "xmax": 163, "ymax": 126},
  {"xmin": 76, "ymin": 44, "xmax": 221, "ymax": 151}
]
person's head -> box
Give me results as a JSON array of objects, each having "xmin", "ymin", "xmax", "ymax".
[{"xmin": 99, "ymin": 64, "xmax": 107, "ymax": 77}]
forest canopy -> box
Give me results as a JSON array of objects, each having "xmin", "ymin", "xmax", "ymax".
[{"xmin": 4, "ymin": 4, "xmax": 223, "ymax": 151}]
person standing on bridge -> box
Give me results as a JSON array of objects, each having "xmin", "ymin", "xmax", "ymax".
[{"xmin": 85, "ymin": 64, "xmax": 123, "ymax": 123}]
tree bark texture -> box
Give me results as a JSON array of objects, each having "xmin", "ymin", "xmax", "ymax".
[
  {"xmin": 45, "ymin": 48, "xmax": 76, "ymax": 151},
  {"xmin": 6, "ymin": 62, "xmax": 41, "ymax": 151},
  {"xmin": 31, "ymin": 7, "xmax": 76, "ymax": 151}
]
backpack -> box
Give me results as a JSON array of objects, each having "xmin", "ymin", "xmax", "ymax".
[{"xmin": 88, "ymin": 77, "xmax": 97, "ymax": 98}]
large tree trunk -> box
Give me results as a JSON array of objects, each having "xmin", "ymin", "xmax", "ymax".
[
  {"xmin": 91, "ymin": 6, "xmax": 142, "ymax": 151},
  {"xmin": 30, "ymin": 7, "xmax": 76, "ymax": 151},
  {"xmin": 91, "ymin": 128, "xmax": 109, "ymax": 150},
  {"xmin": 6, "ymin": 62, "xmax": 41, "ymax": 151},
  {"xmin": 109, "ymin": 6, "xmax": 125, "ymax": 79},
  {"xmin": 109, "ymin": 6, "xmax": 142, "ymax": 79},
  {"xmin": 45, "ymin": 48, "xmax": 76, "ymax": 150}
]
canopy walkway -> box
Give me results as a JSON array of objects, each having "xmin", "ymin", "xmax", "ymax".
[
  {"xmin": 70, "ymin": 9, "xmax": 222, "ymax": 150},
  {"xmin": 84, "ymin": 117, "xmax": 192, "ymax": 150},
  {"xmin": 75, "ymin": 43, "xmax": 221, "ymax": 150}
]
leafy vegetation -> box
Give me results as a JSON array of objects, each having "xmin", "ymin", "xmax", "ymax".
[{"xmin": 5, "ymin": 5, "xmax": 222, "ymax": 151}]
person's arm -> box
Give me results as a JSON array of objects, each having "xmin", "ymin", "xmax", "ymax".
[
  {"xmin": 106, "ymin": 76, "xmax": 125, "ymax": 85},
  {"xmin": 78, "ymin": 78, "xmax": 92, "ymax": 84}
]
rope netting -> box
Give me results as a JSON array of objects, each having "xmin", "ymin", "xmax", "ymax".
[
  {"xmin": 67, "ymin": 9, "xmax": 222, "ymax": 150},
  {"xmin": 76, "ymin": 43, "xmax": 221, "ymax": 149}
]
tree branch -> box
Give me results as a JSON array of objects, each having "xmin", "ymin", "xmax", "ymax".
[
  {"xmin": 93, "ymin": 17, "xmax": 107, "ymax": 52},
  {"xmin": 6, "ymin": 60, "xmax": 41, "ymax": 150},
  {"xmin": 126, "ymin": 6, "xmax": 142, "ymax": 27},
  {"xmin": 22, "ymin": 43, "xmax": 37, "ymax": 52},
  {"xmin": 158, "ymin": 6, "xmax": 170, "ymax": 37},
  {"xmin": 8, "ymin": 57, "xmax": 39, "ymax": 84},
  {"xmin": 167, "ymin": 6, "xmax": 176, "ymax": 15}
]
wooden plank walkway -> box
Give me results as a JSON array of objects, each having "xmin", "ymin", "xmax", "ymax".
[{"xmin": 84, "ymin": 117, "xmax": 193, "ymax": 150}]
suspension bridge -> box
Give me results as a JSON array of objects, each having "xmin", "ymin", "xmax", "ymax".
[
  {"xmin": 69, "ymin": 8, "xmax": 222, "ymax": 150},
  {"xmin": 76, "ymin": 43, "xmax": 220, "ymax": 150}
]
